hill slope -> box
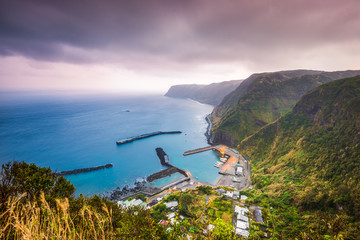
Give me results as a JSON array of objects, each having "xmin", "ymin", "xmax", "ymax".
[
  {"xmin": 239, "ymin": 76, "xmax": 360, "ymax": 238},
  {"xmin": 165, "ymin": 79, "xmax": 242, "ymax": 106},
  {"xmin": 210, "ymin": 70, "xmax": 360, "ymax": 146}
]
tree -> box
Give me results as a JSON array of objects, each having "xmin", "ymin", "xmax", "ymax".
[
  {"xmin": 211, "ymin": 218, "xmax": 236, "ymax": 240},
  {"xmin": 0, "ymin": 161, "xmax": 75, "ymax": 208}
]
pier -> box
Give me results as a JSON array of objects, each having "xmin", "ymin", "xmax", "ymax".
[
  {"xmin": 183, "ymin": 146, "xmax": 215, "ymax": 156},
  {"xmin": 116, "ymin": 131, "xmax": 182, "ymax": 145},
  {"xmin": 55, "ymin": 163, "xmax": 113, "ymax": 176}
]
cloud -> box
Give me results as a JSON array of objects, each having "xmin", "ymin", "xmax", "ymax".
[{"xmin": 0, "ymin": 0, "xmax": 359, "ymax": 89}]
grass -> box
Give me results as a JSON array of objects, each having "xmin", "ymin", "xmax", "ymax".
[{"xmin": 1, "ymin": 192, "xmax": 114, "ymax": 240}]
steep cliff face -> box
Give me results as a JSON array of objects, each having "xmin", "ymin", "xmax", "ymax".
[
  {"xmin": 210, "ymin": 131, "xmax": 234, "ymax": 147},
  {"xmin": 238, "ymin": 76, "xmax": 360, "ymax": 238},
  {"xmin": 210, "ymin": 70, "xmax": 360, "ymax": 145},
  {"xmin": 165, "ymin": 79, "xmax": 242, "ymax": 106}
]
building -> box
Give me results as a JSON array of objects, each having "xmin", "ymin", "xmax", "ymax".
[
  {"xmin": 235, "ymin": 205, "xmax": 249, "ymax": 216},
  {"xmin": 236, "ymin": 228, "xmax": 249, "ymax": 238},
  {"xmin": 233, "ymin": 191, "xmax": 240, "ymax": 199},
  {"xmin": 236, "ymin": 166, "xmax": 243, "ymax": 176},
  {"xmin": 208, "ymin": 224, "xmax": 215, "ymax": 231},
  {"xmin": 237, "ymin": 214, "xmax": 249, "ymax": 223},
  {"xmin": 159, "ymin": 220, "xmax": 169, "ymax": 226},
  {"xmin": 240, "ymin": 195, "xmax": 248, "ymax": 201},
  {"xmin": 236, "ymin": 220, "xmax": 249, "ymax": 230},
  {"xmin": 167, "ymin": 212, "xmax": 176, "ymax": 219},
  {"xmin": 216, "ymin": 188, "xmax": 226, "ymax": 194},
  {"xmin": 164, "ymin": 201, "xmax": 178, "ymax": 208},
  {"xmin": 117, "ymin": 198, "xmax": 145, "ymax": 208},
  {"xmin": 254, "ymin": 209, "xmax": 264, "ymax": 223}
]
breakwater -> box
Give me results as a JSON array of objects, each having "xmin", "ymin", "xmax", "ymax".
[
  {"xmin": 109, "ymin": 147, "xmax": 190, "ymax": 201},
  {"xmin": 55, "ymin": 164, "xmax": 113, "ymax": 176},
  {"xmin": 116, "ymin": 131, "xmax": 182, "ymax": 145},
  {"xmin": 146, "ymin": 166, "xmax": 187, "ymax": 182},
  {"xmin": 156, "ymin": 147, "xmax": 170, "ymax": 165},
  {"xmin": 183, "ymin": 146, "xmax": 214, "ymax": 156}
]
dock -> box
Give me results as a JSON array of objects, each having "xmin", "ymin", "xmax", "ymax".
[
  {"xmin": 183, "ymin": 146, "xmax": 215, "ymax": 156},
  {"xmin": 116, "ymin": 131, "xmax": 181, "ymax": 145}
]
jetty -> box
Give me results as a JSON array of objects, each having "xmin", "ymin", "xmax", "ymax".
[
  {"xmin": 183, "ymin": 146, "xmax": 214, "ymax": 156},
  {"xmin": 156, "ymin": 147, "xmax": 170, "ymax": 165},
  {"xmin": 55, "ymin": 163, "xmax": 113, "ymax": 176},
  {"xmin": 116, "ymin": 131, "xmax": 182, "ymax": 145}
]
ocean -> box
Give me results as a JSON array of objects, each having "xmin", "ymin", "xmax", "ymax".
[{"xmin": 0, "ymin": 93, "xmax": 220, "ymax": 196}]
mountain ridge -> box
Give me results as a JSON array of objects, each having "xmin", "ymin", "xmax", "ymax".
[{"xmin": 209, "ymin": 69, "xmax": 360, "ymax": 146}]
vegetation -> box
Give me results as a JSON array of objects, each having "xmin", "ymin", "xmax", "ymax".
[
  {"xmin": 0, "ymin": 161, "xmax": 168, "ymax": 239},
  {"xmin": 238, "ymin": 76, "xmax": 360, "ymax": 238},
  {"xmin": 1, "ymin": 162, "xmax": 243, "ymax": 239},
  {"xmin": 210, "ymin": 70, "xmax": 360, "ymax": 146}
]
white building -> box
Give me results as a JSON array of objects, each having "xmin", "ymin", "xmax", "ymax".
[
  {"xmin": 236, "ymin": 220, "xmax": 249, "ymax": 230},
  {"xmin": 236, "ymin": 167, "xmax": 243, "ymax": 176},
  {"xmin": 236, "ymin": 228, "xmax": 249, "ymax": 238},
  {"xmin": 240, "ymin": 195, "xmax": 248, "ymax": 201},
  {"xmin": 225, "ymin": 191, "xmax": 233, "ymax": 198},
  {"xmin": 237, "ymin": 214, "xmax": 249, "ymax": 223},
  {"xmin": 164, "ymin": 201, "xmax": 178, "ymax": 208},
  {"xmin": 167, "ymin": 212, "xmax": 176, "ymax": 219}
]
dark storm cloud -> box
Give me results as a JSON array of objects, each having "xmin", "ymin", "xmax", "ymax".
[{"xmin": 1, "ymin": 0, "xmax": 359, "ymax": 70}]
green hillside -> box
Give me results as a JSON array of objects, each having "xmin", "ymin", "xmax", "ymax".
[
  {"xmin": 238, "ymin": 76, "xmax": 360, "ymax": 238},
  {"xmin": 210, "ymin": 70, "xmax": 360, "ymax": 146}
]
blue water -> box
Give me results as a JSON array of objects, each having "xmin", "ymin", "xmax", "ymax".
[{"xmin": 0, "ymin": 93, "xmax": 220, "ymax": 196}]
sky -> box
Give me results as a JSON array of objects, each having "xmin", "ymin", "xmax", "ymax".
[{"xmin": 1, "ymin": 0, "xmax": 360, "ymax": 94}]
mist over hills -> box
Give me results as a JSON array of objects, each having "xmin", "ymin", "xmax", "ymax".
[{"xmin": 165, "ymin": 79, "xmax": 243, "ymax": 106}]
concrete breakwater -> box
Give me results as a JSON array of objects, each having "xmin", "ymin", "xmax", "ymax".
[
  {"xmin": 146, "ymin": 165, "xmax": 188, "ymax": 182},
  {"xmin": 146, "ymin": 166, "xmax": 177, "ymax": 182},
  {"xmin": 156, "ymin": 147, "xmax": 170, "ymax": 165},
  {"xmin": 116, "ymin": 131, "xmax": 182, "ymax": 145},
  {"xmin": 56, "ymin": 164, "xmax": 113, "ymax": 176}
]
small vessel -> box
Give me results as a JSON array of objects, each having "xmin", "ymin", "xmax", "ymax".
[{"xmin": 214, "ymin": 161, "xmax": 224, "ymax": 168}]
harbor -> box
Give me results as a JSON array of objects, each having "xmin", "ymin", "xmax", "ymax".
[
  {"xmin": 183, "ymin": 145, "xmax": 251, "ymax": 190},
  {"xmin": 116, "ymin": 131, "xmax": 182, "ymax": 145}
]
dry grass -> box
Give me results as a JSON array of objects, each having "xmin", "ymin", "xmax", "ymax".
[{"xmin": 0, "ymin": 193, "xmax": 114, "ymax": 240}]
